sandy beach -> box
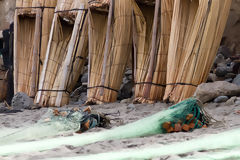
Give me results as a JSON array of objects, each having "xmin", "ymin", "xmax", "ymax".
[{"xmin": 0, "ymin": 101, "xmax": 239, "ymax": 160}]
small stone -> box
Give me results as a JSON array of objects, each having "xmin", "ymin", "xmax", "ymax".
[
  {"xmin": 127, "ymin": 104, "xmax": 135, "ymax": 110},
  {"xmin": 225, "ymin": 96, "xmax": 237, "ymax": 106},
  {"xmin": 215, "ymin": 67, "xmax": 228, "ymax": 77},
  {"xmin": 218, "ymin": 46, "xmax": 232, "ymax": 58},
  {"xmin": 125, "ymin": 69, "xmax": 132, "ymax": 76},
  {"xmin": 224, "ymin": 78, "xmax": 233, "ymax": 83},
  {"xmin": 217, "ymin": 63, "xmax": 227, "ymax": 68},
  {"xmin": 235, "ymin": 101, "xmax": 240, "ymax": 105},
  {"xmin": 120, "ymin": 98, "xmax": 132, "ymax": 104},
  {"xmin": 214, "ymin": 96, "xmax": 229, "ymax": 103},
  {"xmin": 214, "ymin": 54, "xmax": 225, "ymax": 65},
  {"xmin": 207, "ymin": 73, "xmax": 217, "ymax": 82},
  {"xmin": 225, "ymin": 73, "xmax": 236, "ymax": 79},
  {"xmin": 233, "ymin": 74, "xmax": 240, "ymax": 86},
  {"xmin": 81, "ymin": 72, "xmax": 88, "ymax": 83},
  {"xmin": 118, "ymin": 81, "xmax": 134, "ymax": 100}
]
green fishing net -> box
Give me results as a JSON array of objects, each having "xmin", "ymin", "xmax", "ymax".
[
  {"xmin": 0, "ymin": 98, "xmax": 211, "ymax": 155},
  {"xmin": 0, "ymin": 108, "xmax": 103, "ymax": 145}
]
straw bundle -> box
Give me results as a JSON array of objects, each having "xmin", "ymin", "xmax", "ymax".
[
  {"xmin": 35, "ymin": 0, "xmax": 88, "ymax": 107},
  {"xmin": 163, "ymin": 0, "xmax": 232, "ymax": 103},
  {"xmin": 0, "ymin": 70, "xmax": 8, "ymax": 101},
  {"xmin": 134, "ymin": 0, "xmax": 174, "ymax": 103},
  {"xmin": 86, "ymin": 10, "xmax": 108, "ymax": 104},
  {"xmin": 88, "ymin": 0, "xmax": 110, "ymax": 8},
  {"xmin": 87, "ymin": 0, "xmax": 136, "ymax": 104},
  {"xmin": 14, "ymin": 0, "xmax": 57, "ymax": 97}
]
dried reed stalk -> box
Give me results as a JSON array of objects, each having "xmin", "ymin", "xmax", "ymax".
[
  {"xmin": 164, "ymin": 0, "xmax": 232, "ymax": 103},
  {"xmin": 134, "ymin": 0, "xmax": 174, "ymax": 103},
  {"xmin": 87, "ymin": 0, "xmax": 134, "ymax": 104},
  {"xmin": 30, "ymin": 8, "xmax": 42, "ymax": 97}
]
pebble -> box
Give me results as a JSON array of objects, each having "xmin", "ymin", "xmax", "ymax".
[
  {"xmin": 215, "ymin": 67, "xmax": 228, "ymax": 77},
  {"xmin": 225, "ymin": 96, "xmax": 237, "ymax": 106},
  {"xmin": 214, "ymin": 96, "xmax": 229, "ymax": 103},
  {"xmin": 233, "ymin": 74, "xmax": 240, "ymax": 86}
]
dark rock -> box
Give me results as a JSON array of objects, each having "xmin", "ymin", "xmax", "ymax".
[
  {"xmin": 207, "ymin": 73, "xmax": 217, "ymax": 82},
  {"xmin": 77, "ymin": 92, "xmax": 87, "ymax": 105},
  {"xmin": 225, "ymin": 96, "xmax": 237, "ymax": 105},
  {"xmin": 225, "ymin": 73, "xmax": 236, "ymax": 79},
  {"xmin": 120, "ymin": 98, "xmax": 133, "ymax": 104},
  {"xmin": 127, "ymin": 75, "xmax": 133, "ymax": 81},
  {"xmin": 235, "ymin": 100, "xmax": 240, "ymax": 105},
  {"xmin": 118, "ymin": 81, "xmax": 134, "ymax": 100},
  {"xmin": 11, "ymin": 92, "xmax": 33, "ymax": 110},
  {"xmin": 217, "ymin": 62, "xmax": 227, "ymax": 68},
  {"xmin": 81, "ymin": 72, "xmax": 88, "ymax": 83},
  {"xmin": 232, "ymin": 61, "xmax": 240, "ymax": 74},
  {"xmin": 214, "ymin": 54, "xmax": 225, "ymax": 66},
  {"xmin": 70, "ymin": 85, "xmax": 87, "ymax": 98},
  {"xmin": 214, "ymin": 96, "xmax": 229, "ymax": 103},
  {"xmin": 224, "ymin": 78, "xmax": 233, "ymax": 83},
  {"xmin": 194, "ymin": 81, "xmax": 240, "ymax": 103},
  {"xmin": 215, "ymin": 67, "xmax": 228, "ymax": 77},
  {"xmin": 233, "ymin": 74, "xmax": 240, "ymax": 86},
  {"xmin": 125, "ymin": 69, "xmax": 132, "ymax": 76},
  {"xmin": 218, "ymin": 46, "xmax": 232, "ymax": 58}
]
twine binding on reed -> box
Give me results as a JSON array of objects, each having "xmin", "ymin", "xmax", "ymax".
[
  {"xmin": 87, "ymin": 86, "xmax": 119, "ymax": 93},
  {"xmin": 135, "ymin": 82, "xmax": 198, "ymax": 87}
]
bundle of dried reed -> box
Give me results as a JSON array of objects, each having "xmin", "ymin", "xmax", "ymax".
[
  {"xmin": 14, "ymin": 0, "xmax": 57, "ymax": 97},
  {"xmin": 88, "ymin": 0, "xmax": 110, "ymax": 8},
  {"xmin": 164, "ymin": 0, "xmax": 232, "ymax": 103},
  {"xmin": 134, "ymin": 0, "xmax": 174, "ymax": 104},
  {"xmin": 35, "ymin": 0, "xmax": 88, "ymax": 107},
  {"xmin": 87, "ymin": 0, "xmax": 135, "ymax": 104}
]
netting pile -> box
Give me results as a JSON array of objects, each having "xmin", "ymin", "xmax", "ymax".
[
  {"xmin": 0, "ymin": 107, "xmax": 104, "ymax": 146},
  {"xmin": 0, "ymin": 98, "xmax": 211, "ymax": 155}
]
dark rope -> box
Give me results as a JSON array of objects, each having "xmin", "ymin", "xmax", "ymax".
[
  {"xmin": 87, "ymin": 86, "xmax": 119, "ymax": 93},
  {"xmin": 37, "ymin": 89, "xmax": 70, "ymax": 94},
  {"xmin": 15, "ymin": 7, "xmax": 55, "ymax": 10},
  {"xmin": 135, "ymin": 82, "xmax": 198, "ymax": 87},
  {"xmin": 54, "ymin": 8, "xmax": 88, "ymax": 13}
]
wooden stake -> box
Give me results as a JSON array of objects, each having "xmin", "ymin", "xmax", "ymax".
[
  {"xmin": 35, "ymin": 10, "xmax": 57, "ymax": 104},
  {"xmin": 13, "ymin": 10, "xmax": 18, "ymax": 94},
  {"xmin": 87, "ymin": 9, "xmax": 92, "ymax": 98},
  {"xmin": 30, "ymin": 8, "xmax": 42, "ymax": 97},
  {"xmin": 143, "ymin": 0, "xmax": 160, "ymax": 99},
  {"xmin": 55, "ymin": 7, "xmax": 84, "ymax": 107},
  {"xmin": 100, "ymin": 0, "xmax": 114, "ymax": 96},
  {"xmin": 132, "ymin": 10, "xmax": 137, "ymax": 81}
]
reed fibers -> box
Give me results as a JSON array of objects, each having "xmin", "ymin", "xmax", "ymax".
[
  {"xmin": 164, "ymin": 0, "xmax": 232, "ymax": 103},
  {"xmin": 87, "ymin": 0, "xmax": 135, "ymax": 104}
]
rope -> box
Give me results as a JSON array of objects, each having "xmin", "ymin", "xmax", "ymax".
[
  {"xmin": 195, "ymin": 98, "xmax": 225, "ymax": 128},
  {"xmin": 15, "ymin": 7, "xmax": 55, "ymax": 10},
  {"xmin": 87, "ymin": 86, "xmax": 119, "ymax": 93},
  {"xmin": 37, "ymin": 89, "xmax": 70, "ymax": 94},
  {"xmin": 54, "ymin": 8, "xmax": 88, "ymax": 14},
  {"xmin": 135, "ymin": 82, "xmax": 198, "ymax": 87}
]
